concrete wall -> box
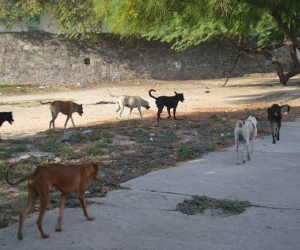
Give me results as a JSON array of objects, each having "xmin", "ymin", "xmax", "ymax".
[{"xmin": 0, "ymin": 31, "xmax": 293, "ymax": 85}]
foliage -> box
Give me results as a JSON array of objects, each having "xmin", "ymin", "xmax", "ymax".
[
  {"xmin": 93, "ymin": 0, "xmax": 300, "ymax": 51},
  {"xmin": 0, "ymin": 0, "xmax": 101, "ymax": 39},
  {"xmin": 2, "ymin": 1, "xmax": 300, "ymax": 51}
]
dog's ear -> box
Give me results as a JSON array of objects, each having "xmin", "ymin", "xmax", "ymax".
[
  {"xmin": 267, "ymin": 108, "xmax": 270, "ymax": 114},
  {"xmin": 174, "ymin": 91, "xmax": 178, "ymax": 95}
]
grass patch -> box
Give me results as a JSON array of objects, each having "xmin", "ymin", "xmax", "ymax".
[
  {"xmin": 176, "ymin": 195, "xmax": 252, "ymax": 215},
  {"xmin": 177, "ymin": 143, "xmax": 215, "ymax": 160},
  {"xmin": 0, "ymin": 144, "xmax": 28, "ymax": 160},
  {"xmin": 0, "ymin": 193, "xmax": 28, "ymax": 228}
]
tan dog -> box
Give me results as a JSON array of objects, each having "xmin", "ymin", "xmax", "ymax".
[
  {"xmin": 40, "ymin": 101, "xmax": 83, "ymax": 129},
  {"xmin": 234, "ymin": 116, "xmax": 257, "ymax": 165},
  {"xmin": 6, "ymin": 162, "xmax": 100, "ymax": 240},
  {"xmin": 107, "ymin": 90, "xmax": 150, "ymax": 119}
]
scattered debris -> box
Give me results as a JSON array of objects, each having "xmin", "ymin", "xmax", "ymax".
[{"xmin": 82, "ymin": 129, "xmax": 93, "ymax": 135}]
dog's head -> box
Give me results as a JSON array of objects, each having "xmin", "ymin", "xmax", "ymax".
[
  {"xmin": 90, "ymin": 162, "xmax": 100, "ymax": 181},
  {"xmin": 78, "ymin": 104, "xmax": 83, "ymax": 116},
  {"xmin": 268, "ymin": 104, "xmax": 280, "ymax": 121},
  {"xmin": 2, "ymin": 112, "xmax": 14, "ymax": 125},
  {"xmin": 174, "ymin": 91, "xmax": 185, "ymax": 102},
  {"xmin": 142, "ymin": 100, "xmax": 151, "ymax": 110},
  {"xmin": 247, "ymin": 115, "xmax": 257, "ymax": 125}
]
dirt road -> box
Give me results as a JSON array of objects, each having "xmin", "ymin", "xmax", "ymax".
[{"xmin": 1, "ymin": 75, "xmax": 300, "ymax": 138}]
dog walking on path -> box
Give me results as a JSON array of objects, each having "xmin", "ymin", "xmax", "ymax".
[
  {"xmin": 6, "ymin": 162, "xmax": 100, "ymax": 240},
  {"xmin": 40, "ymin": 100, "xmax": 83, "ymax": 129},
  {"xmin": 267, "ymin": 104, "xmax": 290, "ymax": 144},
  {"xmin": 107, "ymin": 89, "xmax": 150, "ymax": 119},
  {"xmin": 149, "ymin": 89, "xmax": 184, "ymax": 122},
  {"xmin": 234, "ymin": 116, "xmax": 257, "ymax": 165}
]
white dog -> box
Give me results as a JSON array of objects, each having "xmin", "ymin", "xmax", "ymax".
[
  {"xmin": 234, "ymin": 116, "xmax": 257, "ymax": 165},
  {"xmin": 107, "ymin": 90, "xmax": 150, "ymax": 119}
]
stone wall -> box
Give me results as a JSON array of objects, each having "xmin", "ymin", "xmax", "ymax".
[{"xmin": 0, "ymin": 32, "xmax": 293, "ymax": 85}]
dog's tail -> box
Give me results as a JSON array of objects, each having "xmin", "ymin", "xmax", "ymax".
[
  {"xmin": 107, "ymin": 89, "xmax": 119, "ymax": 98},
  {"xmin": 280, "ymin": 104, "xmax": 290, "ymax": 114},
  {"xmin": 40, "ymin": 101, "xmax": 53, "ymax": 105},
  {"xmin": 149, "ymin": 89, "xmax": 157, "ymax": 99},
  {"xmin": 6, "ymin": 165, "xmax": 35, "ymax": 186}
]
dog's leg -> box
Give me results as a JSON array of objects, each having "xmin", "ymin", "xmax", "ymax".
[
  {"xmin": 36, "ymin": 187, "xmax": 50, "ymax": 239},
  {"xmin": 245, "ymin": 139, "xmax": 251, "ymax": 162},
  {"xmin": 18, "ymin": 183, "xmax": 38, "ymax": 240},
  {"xmin": 118, "ymin": 106, "xmax": 125, "ymax": 119},
  {"xmin": 270, "ymin": 121, "xmax": 276, "ymax": 143},
  {"xmin": 55, "ymin": 193, "xmax": 67, "ymax": 232},
  {"xmin": 277, "ymin": 120, "xmax": 281, "ymax": 141},
  {"xmin": 235, "ymin": 136, "xmax": 240, "ymax": 165},
  {"xmin": 50, "ymin": 111, "xmax": 58, "ymax": 129},
  {"xmin": 157, "ymin": 107, "xmax": 163, "ymax": 122},
  {"xmin": 70, "ymin": 116, "xmax": 76, "ymax": 128},
  {"xmin": 129, "ymin": 108, "xmax": 133, "ymax": 117},
  {"xmin": 167, "ymin": 107, "xmax": 172, "ymax": 119},
  {"xmin": 242, "ymin": 139, "xmax": 250, "ymax": 163},
  {"xmin": 138, "ymin": 107, "xmax": 143, "ymax": 118},
  {"xmin": 78, "ymin": 190, "xmax": 95, "ymax": 221},
  {"xmin": 115, "ymin": 104, "xmax": 121, "ymax": 119},
  {"xmin": 173, "ymin": 107, "xmax": 177, "ymax": 120},
  {"xmin": 64, "ymin": 116, "xmax": 71, "ymax": 129},
  {"xmin": 250, "ymin": 139, "xmax": 254, "ymax": 158}
]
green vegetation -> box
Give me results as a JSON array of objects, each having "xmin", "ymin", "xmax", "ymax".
[{"xmin": 176, "ymin": 195, "xmax": 252, "ymax": 215}]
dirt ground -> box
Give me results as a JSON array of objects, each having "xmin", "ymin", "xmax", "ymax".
[{"xmin": 1, "ymin": 74, "xmax": 300, "ymax": 138}]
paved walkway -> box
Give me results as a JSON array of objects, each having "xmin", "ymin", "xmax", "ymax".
[{"xmin": 1, "ymin": 119, "xmax": 300, "ymax": 250}]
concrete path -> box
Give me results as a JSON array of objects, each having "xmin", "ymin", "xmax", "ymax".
[{"xmin": 1, "ymin": 120, "xmax": 300, "ymax": 250}]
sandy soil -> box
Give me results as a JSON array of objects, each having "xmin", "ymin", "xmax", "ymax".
[{"xmin": 1, "ymin": 75, "xmax": 300, "ymax": 138}]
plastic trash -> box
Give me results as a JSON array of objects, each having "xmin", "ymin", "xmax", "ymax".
[{"xmin": 82, "ymin": 129, "xmax": 93, "ymax": 134}]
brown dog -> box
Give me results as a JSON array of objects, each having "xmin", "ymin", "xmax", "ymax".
[
  {"xmin": 40, "ymin": 101, "xmax": 83, "ymax": 129},
  {"xmin": 6, "ymin": 162, "xmax": 100, "ymax": 240}
]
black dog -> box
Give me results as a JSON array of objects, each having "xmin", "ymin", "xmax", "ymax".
[
  {"xmin": 267, "ymin": 104, "xmax": 290, "ymax": 144},
  {"xmin": 149, "ymin": 89, "xmax": 184, "ymax": 122},
  {"xmin": 0, "ymin": 112, "xmax": 14, "ymax": 140}
]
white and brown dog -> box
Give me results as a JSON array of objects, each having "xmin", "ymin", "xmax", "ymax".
[
  {"xmin": 107, "ymin": 90, "xmax": 150, "ymax": 119},
  {"xmin": 234, "ymin": 116, "xmax": 257, "ymax": 165}
]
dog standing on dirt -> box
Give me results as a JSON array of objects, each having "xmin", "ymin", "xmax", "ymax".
[
  {"xmin": 149, "ymin": 89, "xmax": 185, "ymax": 122},
  {"xmin": 6, "ymin": 162, "xmax": 100, "ymax": 240},
  {"xmin": 234, "ymin": 116, "xmax": 258, "ymax": 165},
  {"xmin": 107, "ymin": 89, "xmax": 150, "ymax": 119},
  {"xmin": 267, "ymin": 104, "xmax": 290, "ymax": 144},
  {"xmin": 40, "ymin": 100, "xmax": 83, "ymax": 129},
  {"xmin": 0, "ymin": 111, "xmax": 14, "ymax": 140}
]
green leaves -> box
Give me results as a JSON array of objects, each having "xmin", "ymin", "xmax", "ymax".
[{"xmin": 1, "ymin": 0, "xmax": 300, "ymax": 51}]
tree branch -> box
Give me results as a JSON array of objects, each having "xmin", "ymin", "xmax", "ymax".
[
  {"xmin": 222, "ymin": 53, "xmax": 242, "ymax": 87},
  {"xmin": 270, "ymin": 10, "xmax": 300, "ymax": 49}
]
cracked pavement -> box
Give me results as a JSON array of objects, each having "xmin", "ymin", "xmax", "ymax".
[{"xmin": 1, "ymin": 119, "xmax": 300, "ymax": 250}]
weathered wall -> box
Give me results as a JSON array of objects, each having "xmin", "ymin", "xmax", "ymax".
[{"xmin": 0, "ymin": 32, "xmax": 293, "ymax": 85}]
